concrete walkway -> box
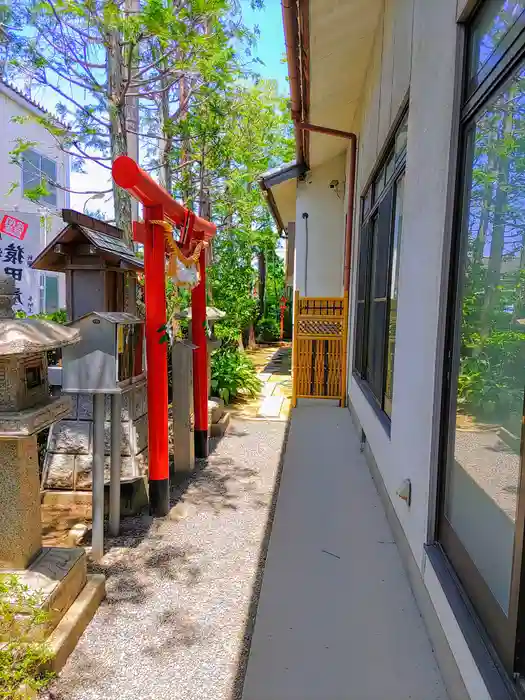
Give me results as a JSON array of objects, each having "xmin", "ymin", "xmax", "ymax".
[{"xmin": 241, "ymin": 406, "xmax": 449, "ymax": 700}]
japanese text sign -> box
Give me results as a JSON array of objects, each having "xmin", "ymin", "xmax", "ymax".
[{"xmin": 0, "ymin": 214, "xmax": 29, "ymax": 241}]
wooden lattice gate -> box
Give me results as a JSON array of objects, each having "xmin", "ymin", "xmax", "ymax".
[{"xmin": 292, "ymin": 292, "xmax": 349, "ymax": 407}]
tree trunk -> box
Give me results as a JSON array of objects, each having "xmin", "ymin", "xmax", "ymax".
[
  {"xmin": 480, "ymin": 101, "xmax": 513, "ymax": 337},
  {"xmin": 160, "ymin": 83, "xmax": 173, "ymax": 193},
  {"xmin": 473, "ymin": 127, "xmax": 496, "ymax": 267},
  {"xmin": 107, "ymin": 29, "xmax": 132, "ymax": 245},
  {"xmin": 125, "ymin": 0, "xmax": 139, "ymax": 224},
  {"xmin": 258, "ymin": 250, "xmax": 266, "ymax": 317}
]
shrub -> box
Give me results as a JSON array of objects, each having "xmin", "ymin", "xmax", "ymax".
[
  {"xmin": 457, "ymin": 330, "xmax": 525, "ymax": 424},
  {"xmin": 0, "ymin": 575, "xmax": 54, "ymax": 698},
  {"xmin": 210, "ymin": 346, "xmax": 261, "ymax": 404},
  {"xmin": 256, "ymin": 316, "xmax": 280, "ymax": 342},
  {"xmin": 15, "ymin": 309, "xmax": 67, "ymax": 324}
]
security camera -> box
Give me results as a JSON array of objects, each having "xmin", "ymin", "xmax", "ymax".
[{"xmin": 329, "ymin": 179, "xmax": 339, "ymax": 189}]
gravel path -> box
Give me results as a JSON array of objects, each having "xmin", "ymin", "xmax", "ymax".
[
  {"xmin": 455, "ymin": 429, "xmax": 520, "ymax": 520},
  {"xmin": 46, "ymin": 419, "xmax": 287, "ymax": 700}
]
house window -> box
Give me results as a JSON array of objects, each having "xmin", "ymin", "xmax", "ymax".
[
  {"xmin": 353, "ymin": 114, "xmax": 407, "ymax": 418},
  {"xmin": 22, "ymin": 149, "xmax": 57, "ymax": 207},
  {"xmin": 439, "ymin": 0, "xmax": 525, "ymax": 676},
  {"xmin": 39, "ymin": 273, "xmax": 59, "ymax": 314}
]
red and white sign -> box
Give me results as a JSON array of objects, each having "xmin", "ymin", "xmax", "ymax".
[
  {"xmin": 0, "ymin": 214, "xmax": 29, "ymax": 241},
  {"xmin": 0, "ymin": 212, "xmax": 41, "ymax": 314}
]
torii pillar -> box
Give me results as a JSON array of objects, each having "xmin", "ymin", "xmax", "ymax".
[{"xmin": 112, "ymin": 156, "xmax": 216, "ymax": 516}]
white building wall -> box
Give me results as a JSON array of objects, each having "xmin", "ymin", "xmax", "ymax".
[
  {"xmin": 294, "ymin": 154, "xmax": 346, "ymax": 298},
  {"xmin": 348, "ymin": 0, "xmax": 457, "ymax": 566},
  {"xmin": 346, "ymin": 3, "xmax": 498, "ymax": 696},
  {"xmin": 0, "ymin": 88, "xmax": 69, "ymax": 313}
]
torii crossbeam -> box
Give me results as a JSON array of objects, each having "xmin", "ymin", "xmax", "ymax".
[{"xmin": 112, "ymin": 155, "xmax": 216, "ymax": 516}]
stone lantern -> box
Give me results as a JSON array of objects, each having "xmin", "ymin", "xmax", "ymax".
[
  {"xmin": 0, "ymin": 275, "xmax": 80, "ymax": 569},
  {"xmin": 0, "ymin": 274, "xmax": 104, "ymax": 665}
]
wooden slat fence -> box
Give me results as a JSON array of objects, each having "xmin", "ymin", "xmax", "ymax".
[{"xmin": 292, "ymin": 292, "xmax": 349, "ymax": 407}]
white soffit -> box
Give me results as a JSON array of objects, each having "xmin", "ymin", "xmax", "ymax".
[
  {"xmin": 308, "ymin": 0, "xmax": 383, "ymax": 168},
  {"xmin": 272, "ymin": 178, "xmax": 297, "ymax": 226}
]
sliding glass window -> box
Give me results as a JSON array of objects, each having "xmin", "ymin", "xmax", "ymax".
[
  {"xmin": 440, "ymin": 0, "xmax": 525, "ymax": 676},
  {"xmin": 354, "ymin": 114, "xmax": 407, "ymax": 419}
]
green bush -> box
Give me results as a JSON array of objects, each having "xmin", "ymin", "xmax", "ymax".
[
  {"xmin": 210, "ymin": 346, "xmax": 261, "ymax": 404},
  {"xmin": 15, "ymin": 309, "xmax": 67, "ymax": 324},
  {"xmin": 0, "ymin": 575, "xmax": 54, "ymax": 698},
  {"xmin": 457, "ymin": 330, "xmax": 525, "ymax": 425},
  {"xmin": 256, "ymin": 316, "xmax": 280, "ymax": 342}
]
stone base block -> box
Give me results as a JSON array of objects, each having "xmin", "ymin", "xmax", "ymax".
[
  {"xmin": 210, "ymin": 411, "xmax": 230, "ymax": 438},
  {"xmin": 208, "ymin": 397, "xmax": 225, "ymax": 424},
  {"xmin": 2, "ymin": 547, "xmax": 87, "ymax": 640},
  {"xmin": 42, "ymin": 476, "xmax": 149, "ymax": 517},
  {"xmin": 43, "ymin": 379, "xmax": 149, "ymax": 492}
]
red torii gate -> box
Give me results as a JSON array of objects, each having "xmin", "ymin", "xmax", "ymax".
[{"xmin": 112, "ymin": 155, "xmax": 216, "ymax": 516}]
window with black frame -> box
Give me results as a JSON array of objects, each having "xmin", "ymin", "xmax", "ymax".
[
  {"xmin": 21, "ymin": 149, "xmax": 57, "ymax": 207},
  {"xmin": 439, "ymin": 0, "xmax": 525, "ymax": 677},
  {"xmin": 354, "ymin": 113, "xmax": 407, "ymax": 419}
]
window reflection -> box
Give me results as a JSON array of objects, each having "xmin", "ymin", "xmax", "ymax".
[
  {"xmin": 384, "ymin": 176, "xmax": 404, "ymax": 417},
  {"xmin": 469, "ymin": 0, "xmax": 525, "ymax": 84},
  {"xmin": 446, "ymin": 65, "xmax": 525, "ymax": 613}
]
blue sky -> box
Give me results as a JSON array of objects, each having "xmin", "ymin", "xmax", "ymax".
[{"xmin": 241, "ymin": 0, "xmax": 288, "ymax": 93}]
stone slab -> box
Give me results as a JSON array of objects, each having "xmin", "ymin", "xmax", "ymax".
[
  {"xmin": 134, "ymin": 413, "xmax": 148, "ymax": 454},
  {"xmin": 46, "ymin": 453, "xmax": 75, "ymax": 490},
  {"xmin": 77, "ymin": 391, "xmax": 132, "ymax": 422},
  {"xmin": 136, "ymin": 449, "xmax": 148, "ymax": 476},
  {"xmin": 103, "ymin": 421, "xmax": 131, "ymax": 457},
  {"xmin": 261, "ymin": 382, "xmax": 276, "ymax": 398},
  {"xmin": 257, "ymin": 395, "xmax": 284, "ymax": 418},
  {"xmin": 132, "ymin": 383, "xmax": 147, "ymax": 420},
  {"xmin": 49, "ymin": 420, "xmax": 91, "ymax": 455},
  {"xmin": 74, "ymin": 455, "xmax": 137, "ymax": 489}
]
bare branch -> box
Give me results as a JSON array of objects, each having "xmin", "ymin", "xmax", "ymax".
[
  {"xmin": 24, "ymin": 70, "xmax": 110, "ymax": 129},
  {"xmin": 132, "ymin": 45, "xmax": 179, "ymax": 80}
]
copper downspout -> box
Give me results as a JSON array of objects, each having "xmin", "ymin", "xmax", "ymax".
[
  {"xmin": 295, "ymin": 121, "xmax": 357, "ymax": 292},
  {"xmin": 281, "ymin": 1, "xmax": 357, "ymax": 290},
  {"xmin": 282, "ymin": 0, "xmax": 304, "ymax": 164}
]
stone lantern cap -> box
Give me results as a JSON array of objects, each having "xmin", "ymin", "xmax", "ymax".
[
  {"xmin": 0, "ymin": 275, "xmax": 79, "ymax": 356},
  {"xmin": 174, "ymin": 306, "xmax": 226, "ymax": 322}
]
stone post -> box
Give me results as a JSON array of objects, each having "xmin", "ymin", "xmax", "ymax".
[{"xmin": 0, "ymin": 436, "xmax": 41, "ymax": 569}]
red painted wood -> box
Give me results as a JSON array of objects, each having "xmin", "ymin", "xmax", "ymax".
[
  {"xmin": 113, "ymin": 156, "xmax": 215, "ymax": 240},
  {"xmin": 143, "ymin": 206, "xmax": 169, "ymax": 483},
  {"xmin": 191, "ymin": 249, "xmax": 208, "ymax": 437}
]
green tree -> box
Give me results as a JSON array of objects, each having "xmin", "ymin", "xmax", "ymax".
[{"xmin": 5, "ymin": 0, "xmax": 247, "ymax": 240}]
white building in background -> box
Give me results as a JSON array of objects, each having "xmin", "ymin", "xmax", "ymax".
[{"xmin": 0, "ymin": 79, "xmax": 69, "ymax": 315}]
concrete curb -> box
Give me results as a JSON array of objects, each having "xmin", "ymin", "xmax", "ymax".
[{"xmin": 48, "ymin": 574, "xmax": 106, "ymax": 672}]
